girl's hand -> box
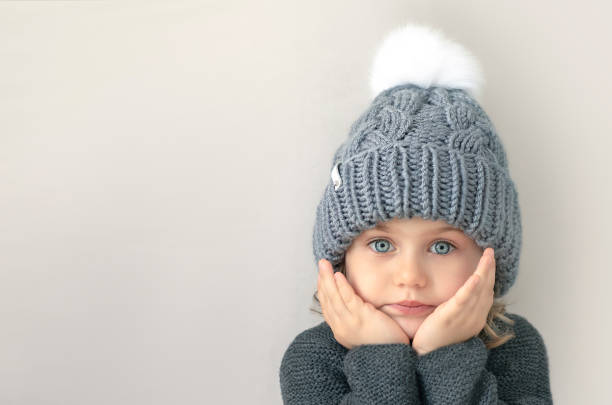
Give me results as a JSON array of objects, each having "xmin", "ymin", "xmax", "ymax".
[
  {"xmin": 411, "ymin": 248, "xmax": 496, "ymax": 356},
  {"xmin": 317, "ymin": 259, "xmax": 411, "ymax": 350}
]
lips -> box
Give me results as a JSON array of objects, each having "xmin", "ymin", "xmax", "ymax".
[{"xmin": 394, "ymin": 300, "xmax": 430, "ymax": 307}]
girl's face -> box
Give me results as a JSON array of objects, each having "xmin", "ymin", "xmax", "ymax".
[{"xmin": 345, "ymin": 216, "xmax": 484, "ymax": 339}]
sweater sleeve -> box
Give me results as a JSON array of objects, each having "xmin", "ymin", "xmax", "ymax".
[
  {"xmin": 415, "ymin": 314, "xmax": 553, "ymax": 404},
  {"xmin": 279, "ymin": 325, "xmax": 422, "ymax": 404},
  {"xmin": 342, "ymin": 343, "xmax": 422, "ymax": 404}
]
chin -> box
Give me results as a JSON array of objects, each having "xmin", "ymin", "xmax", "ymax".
[{"xmin": 392, "ymin": 315, "xmax": 425, "ymax": 340}]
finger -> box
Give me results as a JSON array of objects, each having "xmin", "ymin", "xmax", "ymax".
[
  {"xmin": 318, "ymin": 261, "xmax": 336, "ymax": 324},
  {"xmin": 486, "ymin": 248, "xmax": 496, "ymax": 292},
  {"xmin": 333, "ymin": 271, "xmax": 362, "ymax": 312},
  {"xmin": 475, "ymin": 248, "xmax": 491, "ymax": 278},
  {"xmin": 319, "ymin": 260, "xmax": 349, "ymax": 320},
  {"xmin": 454, "ymin": 271, "xmax": 481, "ymax": 305},
  {"xmin": 320, "ymin": 260, "xmax": 350, "ymax": 318},
  {"xmin": 477, "ymin": 248, "xmax": 495, "ymax": 296},
  {"xmin": 471, "ymin": 249, "xmax": 495, "ymax": 313},
  {"xmin": 317, "ymin": 261, "xmax": 329, "ymax": 310},
  {"xmin": 317, "ymin": 264, "xmax": 323, "ymax": 303},
  {"xmin": 470, "ymin": 248, "xmax": 495, "ymax": 301},
  {"xmin": 452, "ymin": 249, "xmax": 495, "ymax": 310},
  {"xmin": 453, "ymin": 249, "xmax": 492, "ymax": 305}
]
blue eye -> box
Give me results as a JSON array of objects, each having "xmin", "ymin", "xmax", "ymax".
[
  {"xmin": 430, "ymin": 240, "xmax": 455, "ymax": 255},
  {"xmin": 368, "ymin": 239, "xmax": 394, "ymax": 253},
  {"xmin": 367, "ymin": 239, "xmax": 456, "ymax": 255}
]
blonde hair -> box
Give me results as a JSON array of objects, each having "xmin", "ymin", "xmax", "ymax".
[{"xmin": 310, "ymin": 259, "xmax": 516, "ymax": 350}]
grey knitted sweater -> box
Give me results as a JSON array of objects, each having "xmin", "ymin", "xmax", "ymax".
[{"xmin": 279, "ymin": 312, "xmax": 552, "ymax": 404}]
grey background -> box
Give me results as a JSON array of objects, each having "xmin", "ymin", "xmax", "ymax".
[{"xmin": 1, "ymin": 1, "xmax": 610, "ymax": 404}]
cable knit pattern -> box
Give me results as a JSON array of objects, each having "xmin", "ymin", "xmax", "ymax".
[
  {"xmin": 312, "ymin": 85, "xmax": 522, "ymax": 298},
  {"xmin": 279, "ymin": 312, "xmax": 553, "ymax": 404}
]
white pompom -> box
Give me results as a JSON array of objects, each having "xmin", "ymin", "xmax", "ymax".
[{"xmin": 368, "ymin": 23, "xmax": 484, "ymax": 100}]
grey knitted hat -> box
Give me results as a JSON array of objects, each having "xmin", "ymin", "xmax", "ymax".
[{"xmin": 312, "ymin": 23, "xmax": 522, "ymax": 298}]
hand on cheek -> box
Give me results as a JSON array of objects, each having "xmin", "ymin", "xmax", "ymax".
[
  {"xmin": 411, "ymin": 248, "xmax": 496, "ymax": 356},
  {"xmin": 317, "ymin": 259, "xmax": 411, "ymax": 350}
]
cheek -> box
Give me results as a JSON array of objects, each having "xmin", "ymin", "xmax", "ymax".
[
  {"xmin": 346, "ymin": 269, "xmax": 384, "ymax": 303},
  {"xmin": 437, "ymin": 263, "xmax": 476, "ymax": 298},
  {"xmin": 440, "ymin": 274, "xmax": 469, "ymax": 298}
]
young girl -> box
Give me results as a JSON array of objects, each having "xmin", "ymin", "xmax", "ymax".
[{"xmin": 279, "ymin": 23, "xmax": 553, "ymax": 404}]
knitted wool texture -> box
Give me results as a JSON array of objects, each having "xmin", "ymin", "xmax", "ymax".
[
  {"xmin": 279, "ymin": 312, "xmax": 553, "ymax": 403},
  {"xmin": 312, "ymin": 83, "xmax": 522, "ymax": 298}
]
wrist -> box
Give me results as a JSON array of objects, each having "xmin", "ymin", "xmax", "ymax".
[{"xmin": 413, "ymin": 344, "xmax": 431, "ymax": 356}]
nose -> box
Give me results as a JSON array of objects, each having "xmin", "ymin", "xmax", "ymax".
[{"xmin": 392, "ymin": 253, "xmax": 428, "ymax": 288}]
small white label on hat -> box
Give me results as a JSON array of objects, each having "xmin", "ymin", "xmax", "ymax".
[{"xmin": 331, "ymin": 162, "xmax": 342, "ymax": 191}]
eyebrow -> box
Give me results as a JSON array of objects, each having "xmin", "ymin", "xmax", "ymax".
[{"xmin": 372, "ymin": 223, "xmax": 462, "ymax": 235}]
